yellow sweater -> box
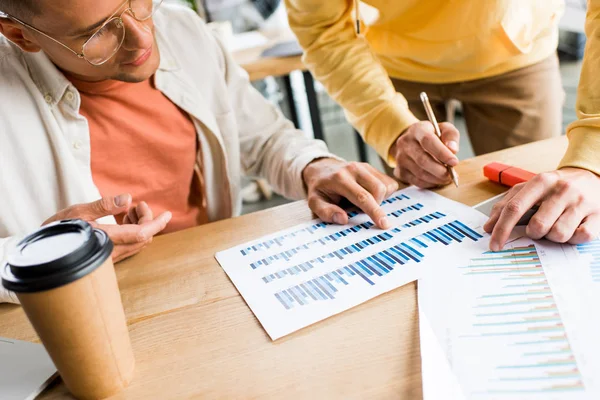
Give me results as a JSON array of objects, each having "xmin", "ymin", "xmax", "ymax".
[
  {"xmin": 285, "ymin": 0, "xmax": 565, "ymax": 165},
  {"xmin": 561, "ymin": 0, "xmax": 600, "ymax": 174}
]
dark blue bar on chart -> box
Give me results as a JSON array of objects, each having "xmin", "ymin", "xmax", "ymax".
[
  {"xmin": 395, "ymin": 243, "xmax": 419, "ymax": 262},
  {"xmin": 450, "ymin": 220, "xmax": 482, "ymax": 241},
  {"xmin": 378, "ymin": 252, "xmax": 396, "ymax": 268},
  {"xmin": 354, "ymin": 265, "xmax": 375, "ymax": 285},
  {"xmin": 390, "ymin": 246, "xmax": 409, "ymax": 261},
  {"xmin": 439, "ymin": 225, "xmax": 462, "ymax": 242},
  {"xmin": 445, "ymin": 224, "xmax": 465, "ymax": 239},
  {"xmin": 434, "ymin": 228, "xmax": 454, "ymax": 243},
  {"xmin": 383, "ymin": 250, "xmax": 402, "ymax": 265},
  {"xmin": 428, "ymin": 230, "xmax": 449, "ymax": 245},
  {"xmin": 359, "ymin": 259, "xmax": 379, "ymax": 276},
  {"xmin": 423, "ymin": 232, "xmax": 437, "ymax": 243},
  {"xmin": 369, "ymin": 257, "xmax": 388, "ymax": 274},
  {"xmin": 411, "ymin": 238, "xmax": 427, "ymax": 248},
  {"xmin": 371, "ymin": 255, "xmax": 390, "ymax": 272}
]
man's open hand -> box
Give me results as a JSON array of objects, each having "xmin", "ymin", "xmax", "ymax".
[{"xmin": 43, "ymin": 194, "xmax": 172, "ymax": 262}]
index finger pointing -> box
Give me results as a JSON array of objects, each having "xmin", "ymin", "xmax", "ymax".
[{"xmin": 335, "ymin": 179, "xmax": 390, "ymax": 229}]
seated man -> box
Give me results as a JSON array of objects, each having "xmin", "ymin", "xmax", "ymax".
[{"xmin": 0, "ymin": 0, "xmax": 398, "ymax": 303}]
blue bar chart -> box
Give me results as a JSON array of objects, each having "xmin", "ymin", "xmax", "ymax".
[
  {"xmin": 250, "ymin": 205, "xmax": 434, "ymax": 270},
  {"xmin": 273, "ymin": 220, "xmax": 482, "ymax": 309},
  {"xmin": 216, "ymin": 187, "xmax": 492, "ymax": 340},
  {"xmin": 387, "ymin": 203, "xmax": 424, "ymax": 218},
  {"xmin": 240, "ymin": 194, "xmax": 412, "ymax": 256},
  {"xmin": 239, "ymin": 210, "xmax": 362, "ymax": 256},
  {"xmin": 402, "ymin": 211, "xmax": 445, "ymax": 228},
  {"xmin": 260, "ymin": 216, "xmax": 457, "ymax": 283},
  {"xmin": 255, "ymin": 211, "xmax": 448, "ymax": 273},
  {"xmin": 251, "ymin": 221, "xmax": 376, "ymax": 270},
  {"xmin": 239, "ymin": 193, "xmax": 413, "ymax": 256}
]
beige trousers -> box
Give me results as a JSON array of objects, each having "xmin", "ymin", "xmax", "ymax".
[{"xmin": 390, "ymin": 55, "xmax": 564, "ymax": 156}]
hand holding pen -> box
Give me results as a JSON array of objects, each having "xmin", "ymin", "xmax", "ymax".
[
  {"xmin": 420, "ymin": 92, "xmax": 459, "ymax": 187},
  {"xmin": 391, "ymin": 93, "xmax": 461, "ymax": 188}
]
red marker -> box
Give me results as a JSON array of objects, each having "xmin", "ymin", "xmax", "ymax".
[{"xmin": 483, "ymin": 162, "xmax": 536, "ymax": 187}]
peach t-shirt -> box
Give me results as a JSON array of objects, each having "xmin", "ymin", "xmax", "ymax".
[{"xmin": 67, "ymin": 76, "xmax": 208, "ymax": 234}]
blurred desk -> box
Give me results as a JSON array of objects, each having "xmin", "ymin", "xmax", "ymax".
[
  {"xmin": 232, "ymin": 30, "xmax": 305, "ymax": 82},
  {"xmin": 232, "ymin": 30, "xmax": 369, "ymax": 163}
]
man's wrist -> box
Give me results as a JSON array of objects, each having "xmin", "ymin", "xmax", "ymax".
[
  {"xmin": 302, "ymin": 157, "xmax": 333, "ymax": 186},
  {"xmin": 557, "ymin": 166, "xmax": 599, "ymax": 178},
  {"xmin": 302, "ymin": 157, "xmax": 348, "ymax": 189},
  {"xmin": 388, "ymin": 123, "xmax": 416, "ymax": 165}
]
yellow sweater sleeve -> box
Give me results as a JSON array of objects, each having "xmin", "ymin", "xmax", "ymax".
[
  {"xmin": 285, "ymin": 0, "xmax": 419, "ymax": 165},
  {"xmin": 559, "ymin": 1, "xmax": 600, "ymax": 175}
]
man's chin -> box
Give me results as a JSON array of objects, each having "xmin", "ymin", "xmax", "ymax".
[
  {"xmin": 114, "ymin": 51, "xmax": 160, "ymax": 83},
  {"xmin": 113, "ymin": 72, "xmax": 155, "ymax": 83}
]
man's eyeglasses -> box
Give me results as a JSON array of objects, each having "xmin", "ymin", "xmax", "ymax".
[{"xmin": 0, "ymin": 0, "xmax": 164, "ymax": 66}]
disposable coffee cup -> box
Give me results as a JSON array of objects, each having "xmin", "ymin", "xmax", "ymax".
[{"xmin": 1, "ymin": 220, "xmax": 135, "ymax": 400}]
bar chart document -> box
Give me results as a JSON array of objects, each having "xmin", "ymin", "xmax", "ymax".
[
  {"xmin": 419, "ymin": 235, "xmax": 600, "ymax": 399},
  {"xmin": 216, "ymin": 187, "xmax": 488, "ymax": 340}
]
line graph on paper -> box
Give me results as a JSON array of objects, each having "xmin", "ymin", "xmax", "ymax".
[
  {"xmin": 574, "ymin": 240, "xmax": 600, "ymax": 283},
  {"xmin": 458, "ymin": 245, "xmax": 585, "ymax": 396},
  {"xmin": 419, "ymin": 241, "xmax": 592, "ymax": 399}
]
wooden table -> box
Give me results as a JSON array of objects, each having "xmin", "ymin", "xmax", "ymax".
[{"xmin": 0, "ymin": 137, "xmax": 568, "ymax": 399}]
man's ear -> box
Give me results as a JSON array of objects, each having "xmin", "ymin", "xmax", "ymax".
[{"xmin": 0, "ymin": 18, "xmax": 42, "ymax": 52}]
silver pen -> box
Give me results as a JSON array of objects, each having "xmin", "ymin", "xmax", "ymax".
[{"xmin": 419, "ymin": 92, "xmax": 459, "ymax": 187}]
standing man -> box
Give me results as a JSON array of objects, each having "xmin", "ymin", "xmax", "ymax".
[
  {"xmin": 286, "ymin": 0, "xmax": 600, "ymax": 251},
  {"xmin": 285, "ymin": 0, "xmax": 564, "ymax": 187}
]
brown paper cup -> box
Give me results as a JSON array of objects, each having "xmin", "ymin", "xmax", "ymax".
[
  {"xmin": 2, "ymin": 220, "xmax": 135, "ymax": 400},
  {"xmin": 18, "ymin": 258, "xmax": 134, "ymax": 399}
]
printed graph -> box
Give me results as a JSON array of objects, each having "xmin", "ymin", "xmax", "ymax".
[
  {"xmin": 239, "ymin": 194, "xmax": 412, "ymax": 256},
  {"xmin": 274, "ymin": 220, "xmax": 482, "ymax": 309},
  {"xmin": 252, "ymin": 210, "xmax": 446, "ymax": 270},
  {"xmin": 217, "ymin": 187, "xmax": 493, "ymax": 340},
  {"xmin": 455, "ymin": 244, "xmax": 586, "ymax": 396}
]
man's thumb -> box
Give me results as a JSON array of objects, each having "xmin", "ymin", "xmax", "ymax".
[{"xmin": 85, "ymin": 194, "xmax": 131, "ymax": 220}]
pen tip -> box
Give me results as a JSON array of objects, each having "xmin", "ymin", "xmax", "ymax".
[{"xmin": 450, "ymin": 168, "xmax": 459, "ymax": 187}]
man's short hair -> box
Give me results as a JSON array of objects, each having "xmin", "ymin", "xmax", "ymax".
[{"xmin": 0, "ymin": 1, "xmax": 40, "ymax": 20}]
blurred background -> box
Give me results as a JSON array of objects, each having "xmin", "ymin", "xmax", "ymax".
[{"xmin": 169, "ymin": 0, "xmax": 587, "ymax": 214}]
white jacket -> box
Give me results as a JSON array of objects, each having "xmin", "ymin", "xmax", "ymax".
[{"xmin": 0, "ymin": 4, "xmax": 334, "ymax": 303}]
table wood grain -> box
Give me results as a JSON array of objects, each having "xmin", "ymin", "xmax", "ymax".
[{"xmin": 0, "ymin": 136, "xmax": 568, "ymax": 399}]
